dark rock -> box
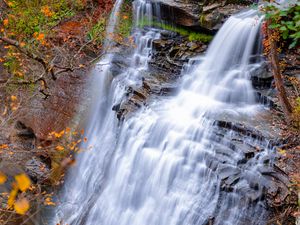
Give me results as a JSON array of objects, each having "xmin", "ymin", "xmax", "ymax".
[
  {"xmin": 153, "ymin": 0, "xmax": 250, "ymax": 31},
  {"xmin": 110, "ymin": 48, "xmax": 132, "ymax": 76},
  {"xmin": 25, "ymin": 157, "xmax": 50, "ymax": 183},
  {"xmin": 150, "ymin": 32, "xmax": 206, "ymax": 74}
]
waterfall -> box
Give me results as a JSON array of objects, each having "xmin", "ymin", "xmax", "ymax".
[{"xmin": 53, "ymin": 1, "xmax": 275, "ymax": 225}]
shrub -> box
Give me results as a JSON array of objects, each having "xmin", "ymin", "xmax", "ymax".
[{"xmin": 263, "ymin": 2, "xmax": 300, "ymax": 49}]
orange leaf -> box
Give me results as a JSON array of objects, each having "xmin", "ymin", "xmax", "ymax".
[
  {"xmin": 0, "ymin": 144, "xmax": 9, "ymax": 149},
  {"xmin": 3, "ymin": 19, "xmax": 8, "ymax": 26},
  {"xmin": 11, "ymin": 95, "xmax": 17, "ymax": 101},
  {"xmin": 0, "ymin": 172, "xmax": 7, "ymax": 184},
  {"xmin": 41, "ymin": 6, "xmax": 54, "ymax": 17},
  {"xmin": 14, "ymin": 198, "xmax": 30, "ymax": 215},
  {"xmin": 7, "ymin": 187, "xmax": 18, "ymax": 208},
  {"xmin": 15, "ymin": 173, "xmax": 31, "ymax": 192},
  {"xmin": 55, "ymin": 145, "xmax": 65, "ymax": 151}
]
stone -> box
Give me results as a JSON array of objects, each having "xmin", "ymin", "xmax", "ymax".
[
  {"xmin": 25, "ymin": 157, "xmax": 50, "ymax": 183},
  {"xmin": 153, "ymin": 0, "xmax": 250, "ymax": 31}
]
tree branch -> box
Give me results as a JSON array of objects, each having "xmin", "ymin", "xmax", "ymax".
[
  {"xmin": 0, "ymin": 36, "xmax": 55, "ymax": 78},
  {"xmin": 0, "ymin": 36, "xmax": 83, "ymax": 81}
]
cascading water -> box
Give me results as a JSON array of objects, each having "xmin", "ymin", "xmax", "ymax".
[{"xmin": 53, "ymin": 1, "xmax": 277, "ymax": 225}]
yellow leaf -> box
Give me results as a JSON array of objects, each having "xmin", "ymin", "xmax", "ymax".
[
  {"xmin": 14, "ymin": 198, "xmax": 30, "ymax": 215},
  {"xmin": 11, "ymin": 106, "xmax": 18, "ymax": 111},
  {"xmin": 278, "ymin": 148, "xmax": 286, "ymax": 156},
  {"xmin": 10, "ymin": 95, "xmax": 17, "ymax": 101},
  {"xmin": 54, "ymin": 130, "xmax": 65, "ymax": 138},
  {"xmin": 0, "ymin": 172, "xmax": 7, "ymax": 184},
  {"xmin": 55, "ymin": 145, "xmax": 65, "ymax": 151},
  {"xmin": 15, "ymin": 174, "xmax": 31, "ymax": 192},
  {"xmin": 44, "ymin": 197, "xmax": 56, "ymax": 206},
  {"xmin": 7, "ymin": 187, "xmax": 18, "ymax": 208}
]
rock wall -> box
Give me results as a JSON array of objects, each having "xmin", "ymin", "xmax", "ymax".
[{"xmin": 153, "ymin": 0, "xmax": 253, "ymax": 31}]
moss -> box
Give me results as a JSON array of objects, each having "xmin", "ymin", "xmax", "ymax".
[
  {"xmin": 138, "ymin": 20, "xmax": 213, "ymax": 43},
  {"xmin": 199, "ymin": 14, "xmax": 206, "ymax": 26},
  {"xmin": 188, "ymin": 32, "xmax": 213, "ymax": 42}
]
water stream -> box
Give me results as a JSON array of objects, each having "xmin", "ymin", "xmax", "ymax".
[{"xmin": 54, "ymin": 1, "xmax": 276, "ymax": 224}]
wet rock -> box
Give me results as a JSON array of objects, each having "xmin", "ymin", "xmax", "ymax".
[
  {"xmin": 250, "ymin": 62, "xmax": 274, "ymax": 89},
  {"xmin": 204, "ymin": 217, "xmax": 215, "ymax": 225},
  {"xmin": 25, "ymin": 157, "xmax": 50, "ymax": 183},
  {"xmin": 255, "ymin": 91, "xmax": 277, "ymax": 109},
  {"xmin": 110, "ymin": 47, "xmax": 132, "ymax": 76},
  {"xmin": 150, "ymin": 33, "xmax": 206, "ymax": 74},
  {"xmin": 214, "ymin": 120, "xmax": 266, "ymax": 142},
  {"xmin": 153, "ymin": 0, "xmax": 201, "ymax": 29}
]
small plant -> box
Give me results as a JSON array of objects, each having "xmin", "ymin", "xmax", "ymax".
[
  {"xmin": 263, "ymin": 2, "xmax": 300, "ymax": 49},
  {"xmin": 87, "ymin": 18, "xmax": 107, "ymax": 45},
  {"xmin": 1, "ymin": 0, "xmax": 80, "ymax": 43},
  {"xmin": 116, "ymin": 1, "xmax": 133, "ymax": 38}
]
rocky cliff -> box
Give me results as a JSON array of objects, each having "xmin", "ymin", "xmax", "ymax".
[{"xmin": 153, "ymin": 0, "xmax": 253, "ymax": 31}]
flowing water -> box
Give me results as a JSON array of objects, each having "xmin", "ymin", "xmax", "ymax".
[{"xmin": 54, "ymin": 1, "xmax": 276, "ymax": 225}]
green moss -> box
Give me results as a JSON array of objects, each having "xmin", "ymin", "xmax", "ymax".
[
  {"xmin": 138, "ymin": 20, "xmax": 213, "ymax": 43},
  {"xmin": 188, "ymin": 32, "xmax": 213, "ymax": 42},
  {"xmin": 199, "ymin": 14, "xmax": 206, "ymax": 26}
]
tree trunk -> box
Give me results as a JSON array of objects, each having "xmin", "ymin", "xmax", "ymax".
[{"xmin": 266, "ymin": 20, "xmax": 293, "ymax": 122}]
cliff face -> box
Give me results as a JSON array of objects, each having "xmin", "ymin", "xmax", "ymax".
[{"xmin": 153, "ymin": 0, "xmax": 253, "ymax": 31}]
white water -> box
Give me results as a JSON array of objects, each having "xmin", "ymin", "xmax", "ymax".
[{"xmin": 54, "ymin": 1, "xmax": 273, "ymax": 225}]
